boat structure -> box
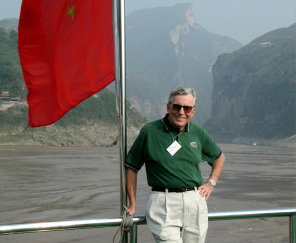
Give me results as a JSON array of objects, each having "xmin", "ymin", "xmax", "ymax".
[{"xmin": 0, "ymin": 0, "xmax": 295, "ymax": 242}]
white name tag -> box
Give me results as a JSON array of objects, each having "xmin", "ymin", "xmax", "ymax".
[{"xmin": 166, "ymin": 140, "xmax": 182, "ymax": 156}]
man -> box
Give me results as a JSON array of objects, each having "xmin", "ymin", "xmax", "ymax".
[{"xmin": 125, "ymin": 87, "xmax": 225, "ymax": 243}]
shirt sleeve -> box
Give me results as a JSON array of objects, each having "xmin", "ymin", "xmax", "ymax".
[
  {"xmin": 125, "ymin": 126, "xmax": 147, "ymax": 171},
  {"xmin": 200, "ymin": 128, "xmax": 221, "ymax": 166}
]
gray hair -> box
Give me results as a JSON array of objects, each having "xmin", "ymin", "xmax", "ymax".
[{"xmin": 168, "ymin": 87, "xmax": 197, "ymax": 106}]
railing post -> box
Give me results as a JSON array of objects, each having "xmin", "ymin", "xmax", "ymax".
[
  {"xmin": 290, "ymin": 214, "xmax": 295, "ymax": 243},
  {"xmin": 130, "ymin": 224, "xmax": 137, "ymax": 243}
]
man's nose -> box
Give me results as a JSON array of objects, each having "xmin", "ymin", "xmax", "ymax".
[{"xmin": 178, "ymin": 107, "xmax": 185, "ymax": 114}]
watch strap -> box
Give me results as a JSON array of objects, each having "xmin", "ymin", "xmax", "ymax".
[{"xmin": 208, "ymin": 179, "xmax": 216, "ymax": 187}]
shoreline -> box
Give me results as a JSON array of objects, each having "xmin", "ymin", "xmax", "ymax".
[
  {"xmin": 0, "ymin": 136, "xmax": 295, "ymax": 148},
  {"xmin": 0, "ymin": 120, "xmax": 295, "ymax": 148}
]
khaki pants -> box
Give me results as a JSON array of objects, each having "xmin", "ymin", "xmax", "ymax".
[{"xmin": 146, "ymin": 188, "xmax": 208, "ymax": 243}]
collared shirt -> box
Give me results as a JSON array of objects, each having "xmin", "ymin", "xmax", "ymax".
[
  {"xmin": 125, "ymin": 114, "xmax": 221, "ymax": 188},
  {"xmin": 162, "ymin": 113, "xmax": 189, "ymax": 133}
]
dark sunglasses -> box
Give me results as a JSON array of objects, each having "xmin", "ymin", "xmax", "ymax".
[{"xmin": 172, "ymin": 104, "xmax": 194, "ymax": 113}]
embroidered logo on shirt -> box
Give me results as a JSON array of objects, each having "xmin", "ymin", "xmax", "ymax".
[{"xmin": 190, "ymin": 142, "xmax": 197, "ymax": 148}]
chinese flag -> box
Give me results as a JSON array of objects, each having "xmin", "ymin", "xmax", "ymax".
[{"xmin": 18, "ymin": 0, "xmax": 115, "ymax": 127}]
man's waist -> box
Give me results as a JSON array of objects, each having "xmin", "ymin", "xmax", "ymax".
[{"xmin": 152, "ymin": 187, "xmax": 196, "ymax": 193}]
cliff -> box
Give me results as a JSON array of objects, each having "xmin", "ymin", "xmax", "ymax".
[
  {"xmin": 204, "ymin": 24, "xmax": 296, "ymax": 140},
  {"xmin": 125, "ymin": 3, "xmax": 242, "ymax": 124}
]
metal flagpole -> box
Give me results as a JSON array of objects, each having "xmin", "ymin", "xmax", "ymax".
[{"xmin": 114, "ymin": 0, "xmax": 128, "ymax": 241}]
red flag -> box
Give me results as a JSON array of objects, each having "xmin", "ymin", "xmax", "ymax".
[{"xmin": 18, "ymin": 0, "xmax": 115, "ymax": 127}]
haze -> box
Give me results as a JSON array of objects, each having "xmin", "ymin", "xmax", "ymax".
[{"xmin": 0, "ymin": 0, "xmax": 295, "ymax": 44}]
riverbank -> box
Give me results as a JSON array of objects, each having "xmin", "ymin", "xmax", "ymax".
[
  {"xmin": 0, "ymin": 123, "xmax": 141, "ymax": 147},
  {"xmin": 231, "ymin": 135, "xmax": 296, "ymax": 148},
  {"xmin": 0, "ymin": 123, "xmax": 295, "ymax": 148}
]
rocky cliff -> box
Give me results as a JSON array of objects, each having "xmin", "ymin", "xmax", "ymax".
[
  {"xmin": 204, "ymin": 24, "xmax": 296, "ymax": 140},
  {"xmin": 125, "ymin": 3, "xmax": 242, "ymax": 124}
]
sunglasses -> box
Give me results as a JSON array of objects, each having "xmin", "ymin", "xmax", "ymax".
[{"xmin": 172, "ymin": 104, "xmax": 194, "ymax": 113}]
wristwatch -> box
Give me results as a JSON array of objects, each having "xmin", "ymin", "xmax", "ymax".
[{"xmin": 207, "ymin": 179, "xmax": 216, "ymax": 187}]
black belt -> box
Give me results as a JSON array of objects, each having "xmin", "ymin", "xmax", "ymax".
[{"xmin": 152, "ymin": 187, "xmax": 195, "ymax": 193}]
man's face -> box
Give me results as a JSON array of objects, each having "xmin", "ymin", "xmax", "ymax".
[{"xmin": 166, "ymin": 94, "xmax": 195, "ymax": 131}]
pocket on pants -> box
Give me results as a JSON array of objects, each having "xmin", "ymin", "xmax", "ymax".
[
  {"xmin": 147, "ymin": 193, "xmax": 184, "ymax": 242},
  {"xmin": 146, "ymin": 192, "xmax": 167, "ymax": 226}
]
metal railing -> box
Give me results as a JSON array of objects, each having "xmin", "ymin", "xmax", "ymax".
[{"xmin": 0, "ymin": 208, "xmax": 295, "ymax": 243}]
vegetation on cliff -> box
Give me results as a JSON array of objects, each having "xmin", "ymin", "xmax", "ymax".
[
  {"xmin": 0, "ymin": 26, "xmax": 146, "ymax": 146},
  {"xmin": 0, "ymin": 27, "xmax": 24, "ymax": 98},
  {"xmin": 0, "ymin": 88, "xmax": 146, "ymax": 128}
]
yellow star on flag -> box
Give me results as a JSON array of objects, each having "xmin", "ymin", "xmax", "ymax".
[{"xmin": 67, "ymin": 5, "xmax": 77, "ymax": 20}]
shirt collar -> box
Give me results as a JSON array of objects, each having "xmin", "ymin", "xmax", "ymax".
[{"xmin": 162, "ymin": 113, "xmax": 189, "ymax": 132}]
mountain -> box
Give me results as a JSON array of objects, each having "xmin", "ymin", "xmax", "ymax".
[
  {"xmin": 0, "ymin": 27, "xmax": 24, "ymax": 98},
  {"xmin": 125, "ymin": 3, "xmax": 242, "ymax": 124},
  {"xmin": 0, "ymin": 18, "xmax": 18, "ymax": 32},
  {"xmin": 1, "ymin": 4, "xmax": 243, "ymax": 126},
  {"xmin": 204, "ymin": 23, "xmax": 296, "ymax": 140}
]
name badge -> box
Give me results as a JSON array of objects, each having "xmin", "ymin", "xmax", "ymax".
[{"xmin": 166, "ymin": 140, "xmax": 182, "ymax": 156}]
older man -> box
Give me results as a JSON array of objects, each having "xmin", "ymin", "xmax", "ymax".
[{"xmin": 125, "ymin": 87, "xmax": 225, "ymax": 243}]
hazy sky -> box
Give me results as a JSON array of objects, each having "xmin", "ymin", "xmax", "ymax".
[{"xmin": 1, "ymin": 0, "xmax": 295, "ymax": 45}]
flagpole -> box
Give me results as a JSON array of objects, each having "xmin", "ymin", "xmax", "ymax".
[
  {"xmin": 118, "ymin": 0, "xmax": 127, "ymax": 210},
  {"xmin": 115, "ymin": 0, "xmax": 128, "ymax": 241}
]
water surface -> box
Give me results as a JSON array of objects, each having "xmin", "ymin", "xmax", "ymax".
[{"xmin": 0, "ymin": 144, "xmax": 295, "ymax": 242}]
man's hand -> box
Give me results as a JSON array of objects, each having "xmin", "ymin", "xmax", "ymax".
[
  {"xmin": 198, "ymin": 153, "xmax": 225, "ymax": 201},
  {"xmin": 127, "ymin": 204, "xmax": 136, "ymax": 216},
  {"xmin": 198, "ymin": 181, "xmax": 214, "ymax": 201}
]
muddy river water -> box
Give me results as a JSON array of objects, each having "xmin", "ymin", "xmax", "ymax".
[{"xmin": 0, "ymin": 144, "xmax": 295, "ymax": 242}]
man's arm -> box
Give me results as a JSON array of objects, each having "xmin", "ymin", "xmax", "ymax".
[
  {"xmin": 126, "ymin": 168, "xmax": 138, "ymax": 216},
  {"xmin": 198, "ymin": 153, "xmax": 225, "ymax": 201}
]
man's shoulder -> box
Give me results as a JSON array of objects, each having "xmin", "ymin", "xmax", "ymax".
[
  {"xmin": 189, "ymin": 121, "xmax": 206, "ymax": 133},
  {"xmin": 142, "ymin": 118, "xmax": 163, "ymax": 131},
  {"xmin": 189, "ymin": 122, "xmax": 218, "ymax": 148}
]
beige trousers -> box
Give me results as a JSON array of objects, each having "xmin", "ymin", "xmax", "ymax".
[{"xmin": 146, "ymin": 188, "xmax": 208, "ymax": 243}]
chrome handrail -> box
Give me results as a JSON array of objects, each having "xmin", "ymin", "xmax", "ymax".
[
  {"xmin": 0, "ymin": 216, "xmax": 146, "ymax": 234},
  {"xmin": 0, "ymin": 208, "xmax": 295, "ymax": 243},
  {"xmin": 209, "ymin": 208, "xmax": 296, "ymax": 220}
]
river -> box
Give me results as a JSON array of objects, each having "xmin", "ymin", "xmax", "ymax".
[{"xmin": 0, "ymin": 144, "xmax": 295, "ymax": 243}]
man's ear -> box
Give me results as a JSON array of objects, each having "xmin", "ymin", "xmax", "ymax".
[
  {"xmin": 191, "ymin": 107, "xmax": 196, "ymax": 116},
  {"xmin": 166, "ymin": 103, "xmax": 170, "ymax": 112}
]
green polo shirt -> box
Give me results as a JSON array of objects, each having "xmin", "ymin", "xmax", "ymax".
[{"xmin": 125, "ymin": 115, "xmax": 222, "ymax": 188}]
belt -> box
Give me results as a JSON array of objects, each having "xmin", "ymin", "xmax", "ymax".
[{"xmin": 152, "ymin": 187, "xmax": 195, "ymax": 193}]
